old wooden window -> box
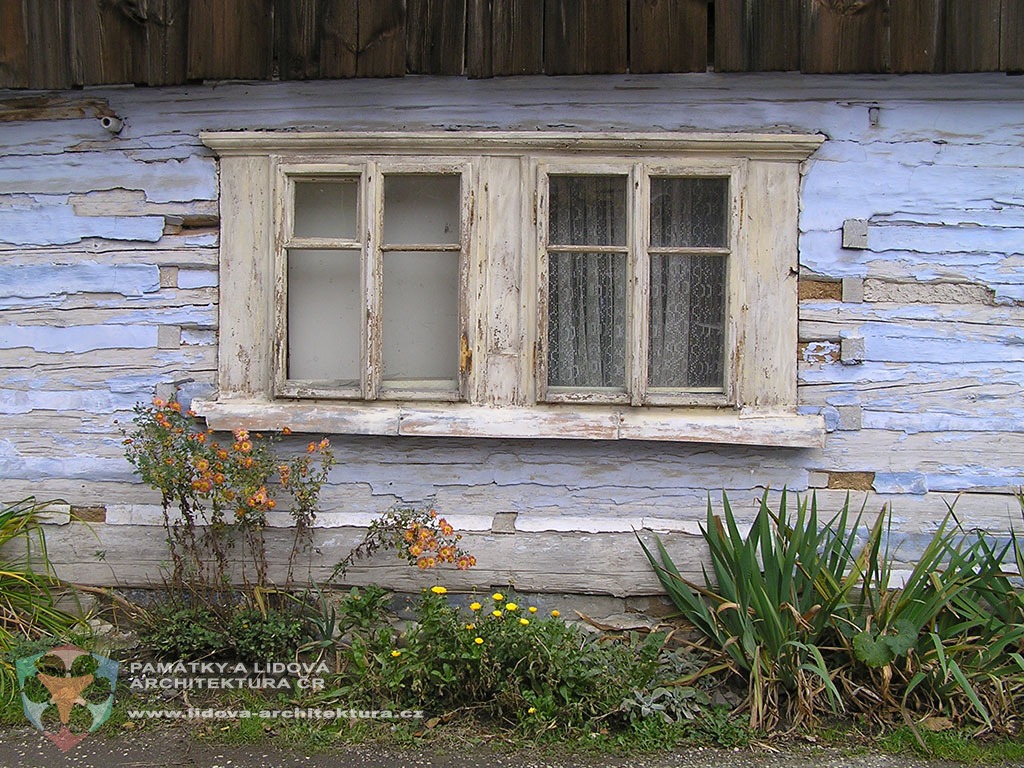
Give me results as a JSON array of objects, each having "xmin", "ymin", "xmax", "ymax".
[
  {"xmin": 278, "ymin": 165, "xmax": 469, "ymax": 401},
  {"xmin": 538, "ymin": 167, "xmax": 732, "ymax": 406},
  {"xmin": 198, "ymin": 132, "xmax": 825, "ymax": 446}
]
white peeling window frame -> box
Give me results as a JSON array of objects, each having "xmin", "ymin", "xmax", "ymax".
[
  {"xmin": 535, "ymin": 159, "xmax": 739, "ymax": 407},
  {"xmin": 275, "ymin": 160, "xmax": 472, "ymax": 403},
  {"xmin": 196, "ymin": 132, "xmax": 825, "ymax": 448}
]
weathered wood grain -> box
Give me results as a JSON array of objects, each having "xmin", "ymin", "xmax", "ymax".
[
  {"xmin": 824, "ymin": 428, "xmax": 1024, "ymax": 475},
  {"xmin": 319, "ymin": 0, "xmax": 358, "ymax": 78},
  {"xmin": 34, "ymin": 522, "xmax": 710, "ymax": 595},
  {"xmin": 489, "ymin": 0, "xmax": 543, "ymax": 75},
  {"xmin": 715, "ymin": 0, "xmax": 800, "ymax": 72},
  {"xmin": 274, "ymin": 0, "xmax": 358, "ymax": 80},
  {"xmin": 944, "ymin": 0, "xmax": 1001, "ymax": 72},
  {"xmin": 1004, "ymin": 0, "xmax": 1024, "ymax": 71},
  {"xmin": 68, "ymin": 0, "xmax": 147, "ymax": 85},
  {"xmin": 406, "ymin": 0, "xmax": 465, "ymax": 75},
  {"xmin": 275, "ymin": 0, "xmax": 324, "ymax": 80},
  {"xmin": 890, "ymin": 0, "xmax": 944, "ymax": 73},
  {"xmin": 21, "ymin": 0, "xmax": 74, "ymax": 88},
  {"xmin": 465, "ymin": 0, "xmax": 492, "ymax": 77},
  {"xmin": 802, "ymin": 489, "xmax": 1022, "ymax": 535},
  {"xmin": 357, "ymin": 0, "xmax": 405, "ymax": 77},
  {"xmin": 630, "ymin": 0, "xmax": 707, "ymax": 74},
  {"xmin": 544, "ymin": 0, "xmax": 628, "ymax": 75},
  {"xmin": 0, "ymin": 0, "xmax": 28, "ymax": 88},
  {"xmin": 3, "ymin": 1, "xmax": 1024, "ymax": 86},
  {"xmin": 187, "ymin": 0, "xmax": 274, "ymax": 81},
  {"xmin": 801, "ymin": 0, "xmax": 888, "ymax": 73},
  {"xmin": 140, "ymin": 0, "xmax": 190, "ymax": 86}
]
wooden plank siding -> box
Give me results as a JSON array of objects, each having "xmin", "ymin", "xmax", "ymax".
[
  {"xmin": 890, "ymin": 0, "xmax": 944, "ymax": 73},
  {"xmin": 1004, "ymin": 0, "xmax": 1024, "ymax": 71},
  {"xmin": 544, "ymin": 0, "xmax": 628, "ymax": 75},
  {"xmin": 944, "ymin": 0, "xmax": 1002, "ymax": 72},
  {"xmin": 715, "ymin": 0, "xmax": 800, "ymax": 72},
  {"xmin": 355, "ymin": 0, "xmax": 406, "ymax": 77},
  {"xmin": 21, "ymin": 0, "xmax": 74, "ymax": 89},
  {"xmin": 3, "ymin": 0, "xmax": 1024, "ymax": 88},
  {"xmin": 0, "ymin": 0, "xmax": 30, "ymax": 88},
  {"xmin": 630, "ymin": 0, "xmax": 708, "ymax": 73},
  {"xmin": 467, "ymin": 0, "xmax": 544, "ymax": 77},
  {"xmin": 801, "ymin": 0, "xmax": 889, "ymax": 74},
  {"xmin": 407, "ymin": 0, "xmax": 466, "ymax": 75},
  {"xmin": 186, "ymin": 0, "xmax": 274, "ymax": 80}
]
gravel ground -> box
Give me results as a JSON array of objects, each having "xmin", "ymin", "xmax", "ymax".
[{"xmin": 0, "ymin": 725, "xmax": 999, "ymax": 768}]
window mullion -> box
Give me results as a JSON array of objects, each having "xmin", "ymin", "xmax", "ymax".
[
  {"xmin": 364, "ymin": 163, "xmax": 382, "ymax": 400},
  {"xmin": 629, "ymin": 163, "xmax": 649, "ymax": 407},
  {"xmin": 274, "ymin": 167, "xmax": 292, "ymax": 396},
  {"xmin": 535, "ymin": 166, "xmax": 551, "ymax": 403},
  {"xmin": 458, "ymin": 164, "xmax": 473, "ymax": 402}
]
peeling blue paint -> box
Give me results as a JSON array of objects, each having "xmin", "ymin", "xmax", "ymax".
[
  {"xmin": 0, "ymin": 389, "xmax": 145, "ymax": 415},
  {"xmin": 0, "ymin": 196, "xmax": 164, "ymax": 245},
  {"xmin": 873, "ymin": 473, "xmax": 929, "ymax": 494},
  {"xmin": 0, "ymin": 74, "xmax": 1021, "ymax": 552},
  {"xmin": 178, "ymin": 269, "xmax": 218, "ymax": 289},
  {"xmin": 0, "ymin": 263, "xmax": 160, "ymax": 298},
  {"xmin": 0, "ymin": 324, "xmax": 156, "ymax": 353},
  {"xmin": 0, "ymin": 154, "xmax": 216, "ymax": 203}
]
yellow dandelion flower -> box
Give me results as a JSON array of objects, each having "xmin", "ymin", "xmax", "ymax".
[
  {"xmin": 465, "ymin": 623, "xmax": 475, "ymax": 630},
  {"xmin": 492, "ymin": 592, "xmax": 504, "ymax": 601},
  {"xmin": 430, "ymin": 585, "xmax": 447, "ymax": 595},
  {"xmin": 529, "ymin": 606, "xmax": 538, "ymax": 613},
  {"xmin": 505, "ymin": 602, "xmax": 518, "ymax": 611},
  {"xmin": 469, "ymin": 602, "xmax": 482, "ymax": 611},
  {"xmin": 551, "ymin": 610, "xmax": 560, "ymax": 618},
  {"xmin": 474, "ymin": 637, "xmax": 483, "ymax": 645},
  {"xmin": 391, "ymin": 650, "xmax": 401, "ymax": 657},
  {"xmin": 492, "ymin": 610, "xmax": 503, "ymax": 618},
  {"xmin": 528, "ymin": 707, "xmax": 536, "ymax": 714},
  {"xmin": 519, "ymin": 618, "xmax": 530, "ymax": 626}
]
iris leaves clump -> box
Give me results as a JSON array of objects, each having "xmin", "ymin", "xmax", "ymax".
[
  {"xmin": 0, "ymin": 497, "xmax": 85, "ymax": 702},
  {"xmin": 639, "ymin": 491, "xmax": 1024, "ymax": 734},
  {"xmin": 639, "ymin": 492, "xmax": 865, "ymax": 729}
]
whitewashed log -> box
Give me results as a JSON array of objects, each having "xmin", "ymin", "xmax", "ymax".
[{"xmin": 1, "ymin": 72, "xmax": 1023, "ymax": 596}]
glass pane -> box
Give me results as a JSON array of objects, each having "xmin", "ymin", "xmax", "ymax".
[
  {"xmin": 384, "ymin": 175, "xmax": 460, "ymax": 245},
  {"xmin": 648, "ymin": 254, "xmax": 726, "ymax": 389},
  {"xmin": 547, "ymin": 252, "xmax": 626, "ymax": 389},
  {"xmin": 287, "ymin": 249, "xmax": 361, "ymax": 384},
  {"xmin": 383, "ymin": 251, "xmax": 460, "ymax": 384},
  {"xmin": 549, "ymin": 175, "xmax": 627, "ymax": 246},
  {"xmin": 293, "ymin": 179, "xmax": 358, "ymax": 239},
  {"xmin": 651, "ymin": 178, "xmax": 728, "ymax": 248}
]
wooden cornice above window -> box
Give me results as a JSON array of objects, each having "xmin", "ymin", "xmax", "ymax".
[{"xmin": 200, "ymin": 131, "xmax": 826, "ymax": 161}]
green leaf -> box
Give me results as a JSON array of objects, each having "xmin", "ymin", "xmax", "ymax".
[
  {"xmin": 883, "ymin": 618, "xmax": 919, "ymax": 657},
  {"xmin": 853, "ymin": 630, "xmax": 894, "ymax": 668}
]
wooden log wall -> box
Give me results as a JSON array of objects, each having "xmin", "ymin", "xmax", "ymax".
[
  {"xmin": 1, "ymin": 73, "xmax": 1022, "ymax": 593},
  {"xmin": 1, "ymin": 0, "xmax": 1023, "ymax": 89}
]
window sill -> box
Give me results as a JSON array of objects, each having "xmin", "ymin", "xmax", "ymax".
[{"xmin": 192, "ymin": 399, "xmax": 825, "ymax": 448}]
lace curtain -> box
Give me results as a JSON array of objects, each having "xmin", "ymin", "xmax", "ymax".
[
  {"xmin": 648, "ymin": 177, "xmax": 727, "ymax": 388},
  {"xmin": 547, "ymin": 176, "xmax": 627, "ymax": 388},
  {"xmin": 547, "ymin": 174, "xmax": 727, "ymax": 391}
]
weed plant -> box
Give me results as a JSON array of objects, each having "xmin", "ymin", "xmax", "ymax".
[{"xmin": 314, "ymin": 586, "xmax": 716, "ymax": 738}]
